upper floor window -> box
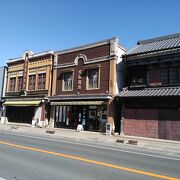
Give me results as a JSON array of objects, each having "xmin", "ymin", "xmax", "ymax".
[
  {"xmin": 130, "ymin": 67, "xmax": 146, "ymax": 87},
  {"xmin": 147, "ymin": 69, "xmax": 162, "ymax": 86},
  {"xmin": 161, "ymin": 68, "xmax": 168, "ymax": 85},
  {"xmin": 28, "ymin": 75, "xmax": 36, "ymax": 90},
  {"xmin": 169, "ymin": 67, "xmax": 180, "ymax": 85},
  {"xmin": 62, "ymin": 72, "xmax": 73, "ymax": 91},
  {"xmin": 38, "ymin": 73, "xmax": 46, "ymax": 90},
  {"xmin": 87, "ymin": 68, "xmax": 99, "ymax": 89},
  {"xmin": 17, "ymin": 76, "xmax": 23, "ymax": 91},
  {"xmin": 9, "ymin": 77, "xmax": 16, "ymax": 92},
  {"xmin": 147, "ymin": 66, "xmax": 180, "ymax": 87}
]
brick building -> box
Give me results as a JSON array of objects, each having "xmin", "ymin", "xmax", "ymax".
[
  {"xmin": 3, "ymin": 50, "xmax": 53, "ymax": 126},
  {"xmin": 49, "ymin": 38, "xmax": 126, "ymax": 132},
  {"xmin": 118, "ymin": 33, "xmax": 180, "ymax": 140}
]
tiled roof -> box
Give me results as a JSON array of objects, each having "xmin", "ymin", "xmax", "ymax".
[
  {"xmin": 117, "ymin": 87, "xmax": 180, "ymax": 98},
  {"xmin": 125, "ymin": 33, "xmax": 180, "ymax": 56}
]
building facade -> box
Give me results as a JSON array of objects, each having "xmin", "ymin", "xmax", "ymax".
[
  {"xmin": 118, "ymin": 33, "xmax": 180, "ymax": 140},
  {"xmin": 3, "ymin": 50, "xmax": 53, "ymax": 126},
  {"xmin": 49, "ymin": 38, "xmax": 126, "ymax": 132}
]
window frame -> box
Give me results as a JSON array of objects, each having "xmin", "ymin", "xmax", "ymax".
[
  {"xmin": 9, "ymin": 77, "xmax": 16, "ymax": 92},
  {"xmin": 17, "ymin": 76, "xmax": 23, "ymax": 91},
  {"xmin": 129, "ymin": 67, "xmax": 146, "ymax": 87},
  {"xmin": 28, "ymin": 74, "xmax": 36, "ymax": 91},
  {"xmin": 146, "ymin": 66, "xmax": 180, "ymax": 87},
  {"xmin": 37, "ymin": 73, "xmax": 46, "ymax": 90},
  {"xmin": 86, "ymin": 67, "xmax": 100, "ymax": 90},
  {"xmin": 62, "ymin": 71, "xmax": 74, "ymax": 91},
  {"xmin": 168, "ymin": 66, "xmax": 179, "ymax": 85}
]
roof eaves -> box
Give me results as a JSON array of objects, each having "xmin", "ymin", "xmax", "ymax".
[
  {"xmin": 124, "ymin": 46, "xmax": 180, "ymax": 59},
  {"xmin": 138, "ymin": 33, "xmax": 180, "ymax": 45}
]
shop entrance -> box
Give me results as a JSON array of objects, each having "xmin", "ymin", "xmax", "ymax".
[
  {"xmin": 6, "ymin": 106, "xmax": 34, "ymax": 124},
  {"xmin": 55, "ymin": 106, "xmax": 88, "ymax": 129},
  {"xmin": 54, "ymin": 105, "xmax": 107, "ymax": 131}
]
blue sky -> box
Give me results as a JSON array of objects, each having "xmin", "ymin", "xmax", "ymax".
[{"xmin": 0, "ymin": 0, "xmax": 179, "ymax": 66}]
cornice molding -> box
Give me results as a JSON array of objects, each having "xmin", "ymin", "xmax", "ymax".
[
  {"xmin": 8, "ymin": 50, "xmax": 53, "ymax": 64},
  {"xmin": 54, "ymin": 55, "xmax": 118, "ymax": 69}
]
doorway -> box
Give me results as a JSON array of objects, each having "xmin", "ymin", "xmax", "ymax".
[{"xmin": 6, "ymin": 106, "xmax": 34, "ymax": 124}]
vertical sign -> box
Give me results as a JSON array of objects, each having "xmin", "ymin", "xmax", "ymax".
[
  {"xmin": 106, "ymin": 123, "xmax": 112, "ymax": 136},
  {"xmin": 22, "ymin": 54, "xmax": 29, "ymax": 90},
  {"xmin": 77, "ymin": 70, "xmax": 82, "ymax": 90}
]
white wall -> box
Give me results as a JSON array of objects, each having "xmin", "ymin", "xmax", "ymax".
[
  {"xmin": 116, "ymin": 46, "xmax": 126, "ymax": 94},
  {"xmin": 32, "ymin": 106, "xmax": 42, "ymax": 126}
]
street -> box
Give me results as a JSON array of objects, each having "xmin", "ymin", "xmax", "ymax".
[{"xmin": 0, "ymin": 131, "xmax": 179, "ymax": 180}]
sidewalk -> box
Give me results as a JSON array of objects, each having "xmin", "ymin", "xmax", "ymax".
[{"xmin": 0, "ymin": 123, "xmax": 180, "ymax": 157}]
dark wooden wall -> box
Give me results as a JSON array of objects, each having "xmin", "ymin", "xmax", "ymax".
[
  {"xmin": 56, "ymin": 44, "xmax": 111, "ymax": 95},
  {"xmin": 56, "ymin": 60, "xmax": 110, "ymax": 95},
  {"xmin": 58, "ymin": 45, "xmax": 110, "ymax": 64},
  {"xmin": 124, "ymin": 108, "xmax": 180, "ymax": 140}
]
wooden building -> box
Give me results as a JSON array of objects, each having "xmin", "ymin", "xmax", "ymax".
[
  {"xmin": 49, "ymin": 38, "xmax": 126, "ymax": 132},
  {"xmin": 118, "ymin": 33, "xmax": 180, "ymax": 140},
  {"xmin": 3, "ymin": 50, "xmax": 53, "ymax": 126}
]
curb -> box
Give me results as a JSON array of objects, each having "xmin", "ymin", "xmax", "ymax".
[{"xmin": 0, "ymin": 124, "xmax": 180, "ymax": 147}]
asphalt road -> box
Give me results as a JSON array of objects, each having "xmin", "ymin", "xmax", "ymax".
[{"xmin": 0, "ymin": 131, "xmax": 179, "ymax": 180}]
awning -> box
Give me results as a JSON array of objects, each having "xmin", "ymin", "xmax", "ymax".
[
  {"xmin": 51, "ymin": 101, "xmax": 104, "ymax": 106},
  {"xmin": 49, "ymin": 95, "xmax": 112, "ymax": 101},
  {"xmin": 3, "ymin": 100, "xmax": 41, "ymax": 106}
]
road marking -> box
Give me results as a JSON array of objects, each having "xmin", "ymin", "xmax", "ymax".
[
  {"xmin": 1, "ymin": 131, "xmax": 180, "ymax": 161},
  {"xmin": 0, "ymin": 140, "xmax": 179, "ymax": 180}
]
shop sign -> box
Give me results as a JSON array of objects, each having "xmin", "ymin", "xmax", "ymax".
[
  {"xmin": 23, "ymin": 54, "xmax": 28, "ymax": 89},
  {"xmin": 77, "ymin": 124, "xmax": 84, "ymax": 132},
  {"xmin": 77, "ymin": 70, "xmax": 82, "ymax": 90},
  {"xmin": 106, "ymin": 123, "xmax": 112, "ymax": 136}
]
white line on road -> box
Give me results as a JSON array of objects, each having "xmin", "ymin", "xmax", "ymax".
[{"xmin": 0, "ymin": 131, "xmax": 180, "ymax": 161}]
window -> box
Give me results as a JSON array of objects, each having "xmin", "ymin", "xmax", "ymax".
[
  {"xmin": 9, "ymin": 77, "xmax": 16, "ymax": 92},
  {"xmin": 28, "ymin": 75, "xmax": 36, "ymax": 90},
  {"xmin": 169, "ymin": 67, "xmax": 179, "ymax": 85},
  {"xmin": 161, "ymin": 68, "xmax": 168, "ymax": 85},
  {"xmin": 147, "ymin": 66, "xmax": 180, "ymax": 87},
  {"xmin": 63, "ymin": 72, "xmax": 73, "ymax": 91},
  {"xmin": 147, "ymin": 69, "xmax": 162, "ymax": 86},
  {"xmin": 87, "ymin": 68, "xmax": 99, "ymax": 89},
  {"xmin": 130, "ymin": 68, "xmax": 146, "ymax": 86},
  {"xmin": 17, "ymin": 76, "xmax": 23, "ymax": 91},
  {"xmin": 38, "ymin": 73, "xmax": 46, "ymax": 89}
]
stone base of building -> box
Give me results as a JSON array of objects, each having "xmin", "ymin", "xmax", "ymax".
[
  {"xmin": 0, "ymin": 117, "xmax": 49, "ymax": 128},
  {"xmin": 123, "ymin": 108, "xmax": 180, "ymax": 141}
]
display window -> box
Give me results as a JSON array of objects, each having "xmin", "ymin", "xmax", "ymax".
[{"xmin": 54, "ymin": 104, "xmax": 107, "ymax": 132}]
